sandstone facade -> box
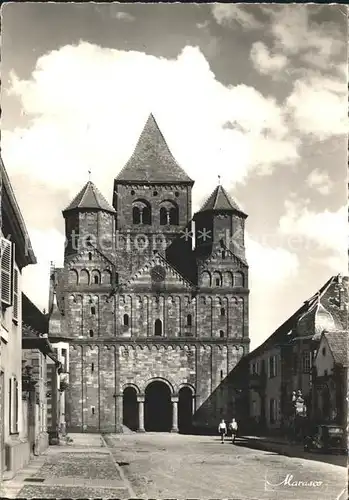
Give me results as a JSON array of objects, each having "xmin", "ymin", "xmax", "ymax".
[{"xmin": 49, "ymin": 114, "xmax": 250, "ymax": 433}]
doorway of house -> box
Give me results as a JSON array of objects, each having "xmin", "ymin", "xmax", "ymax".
[
  {"xmin": 123, "ymin": 387, "xmax": 138, "ymax": 431},
  {"xmin": 144, "ymin": 381, "xmax": 172, "ymax": 431}
]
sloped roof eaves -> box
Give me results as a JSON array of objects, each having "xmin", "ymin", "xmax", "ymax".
[
  {"xmin": 247, "ymin": 276, "xmax": 337, "ymax": 361},
  {"xmin": 0, "ymin": 158, "xmax": 36, "ymax": 265}
]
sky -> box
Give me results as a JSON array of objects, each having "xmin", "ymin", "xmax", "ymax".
[{"xmin": 1, "ymin": 3, "xmax": 348, "ymax": 349}]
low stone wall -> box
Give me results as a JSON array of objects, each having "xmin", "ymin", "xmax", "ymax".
[{"xmin": 5, "ymin": 437, "xmax": 30, "ymax": 478}]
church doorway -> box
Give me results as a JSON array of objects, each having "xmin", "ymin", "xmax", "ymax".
[
  {"xmin": 123, "ymin": 387, "xmax": 138, "ymax": 431},
  {"xmin": 144, "ymin": 381, "xmax": 172, "ymax": 432},
  {"xmin": 178, "ymin": 387, "xmax": 193, "ymax": 434}
]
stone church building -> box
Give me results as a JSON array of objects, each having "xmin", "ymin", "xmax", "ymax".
[{"xmin": 48, "ymin": 114, "xmax": 250, "ymax": 433}]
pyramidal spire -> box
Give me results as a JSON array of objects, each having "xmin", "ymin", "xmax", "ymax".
[
  {"xmin": 63, "ymin": 181, "xmax": 115, "ymax": 214},
  {"xmin": 115, "ymin": 113, "xmax": 193, "ymax": 184},
  {"xmin": 197, "ymin": 184, "xmax": 247, "ymax": 217}
]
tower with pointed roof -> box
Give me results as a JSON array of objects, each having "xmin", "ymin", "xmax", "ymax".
[{"xmin": 49, "ymin": 113, "xmax": 250, "ymax": 435}]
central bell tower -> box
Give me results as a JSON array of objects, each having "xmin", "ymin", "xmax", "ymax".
[{"xmin": 113, "ymin": 114, "xmax": 194, "ymax": 273}]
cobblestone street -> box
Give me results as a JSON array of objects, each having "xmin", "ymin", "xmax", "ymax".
[{"xmin": 1, "ymin": 433, "xmax": 346, "ymax": 500}]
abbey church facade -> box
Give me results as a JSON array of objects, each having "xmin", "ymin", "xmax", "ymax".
[{"xmin": 48, "ymin": 114, "xmax": 250, "ymax": 433}]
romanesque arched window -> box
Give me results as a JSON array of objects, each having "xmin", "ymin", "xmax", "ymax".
[
  {"xmin": 80, "ymin": 269, "xmax": 90, "ymax": 285},
  {"xmin": 159, "ymin": 200, "xmax": 179, "ymax": 226},
  {"xmin": 220, "ymin": 307, "xmax": 225, "ymax": 316},
  {"xmin": 234, "ymin": 272, "xmax": 244, "ymax": 287},
  {"xmin": 68, "ymin": 269, "xmax": 78, "ymax": 285},
  {"xmin": 123, "ymin": 314, "xmax": 129, "ymax": 327},
  {"xmin": 219, "ymin": 330, "xmax": 224, "ymax": 338},
  {"xmin": 102, "ymin": 269, "xmax": 112, "ymax": 284},
  {"xmin": 213, "ymin": 272, "xmax": 222, "ymax": 287},
  {"xmin": 132, "ymin": 200, "xmax": 152, "ymax": 225},
  {"xmin": 89, "ymin": 329, "xmax": 94, "ymax": 337},
  {"xmin": 187, "ymin": 314, "xmax": 192, "ymax": 327},
  {"xmin": 154, "ymin": 319, "xmax": 162, "ymax": 336},
  {"xmin": 201, "ymin": 271, "xmax": 211, "ymax": 287}
]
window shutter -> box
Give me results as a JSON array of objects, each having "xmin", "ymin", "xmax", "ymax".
[
  {"xmin": 13, "ymin": 268, "xmax": 19, "ymax": 321},
  {"xmin": 1, "ymin": 238, "xmax": 13, "ymax": 306}
]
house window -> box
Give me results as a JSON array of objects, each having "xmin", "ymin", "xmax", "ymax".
[
  {"xmin": 222, "ymin": 251, "xmax": 226, "ymax": 259},
  {"xmin": 219, "ymin": 330, "xmax": 224, "ymax": 338},
  {"xmin": 91, "ymin": 306, "xmax": 96, "ymax": 315},
  {"xmin": 187, "ymin": 314, "xmax": 192, "ymax": 327},
  {"xmin": 123, "ymin": 314, "xmax": 129, "ymax": 327},
  {"xmin": 89, "ymin": 329, "xmax": 94, "ymax": 337},
  {"xmin": 88, "ymin": 252, "xmax": 92, "ymax": 261},
  {"xmin": 94, "ymin": 275, "xmax": 99, "ymax": 285},
  {"xmin": 302, "ymin": 351, "xmax": 311, "ymax": 373},
  {"xmin": 268, "ymin": 355, "xmax": 277, "ymax": 378},
  {"xmin": 220, "ymin": 370, "xmax": 223, "ymax": 380},
  {"xmin": 269, "ymin": 398, "xmax": 277, "ymax": 424},
  {"xmin": 322, "ymin": 347, "xmax": 326, "ymax": 356},
  {"xmin": 91, "ymin": 363, "xmax": 94, "ymax": 373},
  {"xmin": 220, "ymin": 307, "xmax": 225, "ymax": 316},
  {"xmin": 251, "ymin": 362, "xmax": 259, "ymax": 375},
  {"xmin": 215, "ymin": 278, "xmax": 220, "ymax": 286},
  {"xmin": 154, "ymin": 319, "xmax": 162, "ymax": 336},
  {"xmin": 9, "ymin": 377, "xmax": 19, "ymax": 434}
]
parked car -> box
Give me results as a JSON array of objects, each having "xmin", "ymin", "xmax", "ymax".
[{"xmin": 304, "ymin": 424, "xmax": 346, "ymax": 454}]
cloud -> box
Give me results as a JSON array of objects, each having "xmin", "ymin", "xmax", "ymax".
[
  {"xmin": 268, "ymin": 5, "xmax": 344, "ymax": 59},
  {"xmin": 196, "ymin": 21, "xmax": 209, "ymax": 29},
  {"xmin": 250, "ymin": 41, "xmax": 288, "ymax": 75},
  {"xmin": 112, "ymin": 11, "xmax": 135, "ymax": 22},
  {"xmin": 306, "ymin": 168, "xmax": 333, "ymax": 195},
  {"xmin": 286, "ymin": 75, "xmax": 348, "ymax": 139},
  {"xmin": 278, "ymin": 200, "xmax": 348, "ymax": 258},
  {"xmin": 4, "ymin": 42, "xmax": 299, "ymax": 218},
  {"xmin": 211, "ymin": 4, "xmax": 262, "ymax": 30},
  {"xmin": 246, "ymin": 233, "xmax": 299, "ymax": 285},
  {"xmin": 21, "ymin": 228, "xmax": 65, "ymax": 311}
]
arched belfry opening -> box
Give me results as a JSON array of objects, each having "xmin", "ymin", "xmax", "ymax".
[
  {"xmin": 123, "ymin": 387, "xmax": 138, "ymax": 431},
  {"xmin": 144, "ymin": 381, "xmax": 172, "ymax": 431},
  {"xmin": 178, "ymin": 386, "xmax": 193, "ymax": 434}
]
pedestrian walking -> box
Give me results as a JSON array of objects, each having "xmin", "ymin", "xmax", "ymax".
[
  {"xmin": 218, "ymin": 419, "xmax": 227, "ymax": 443},
  {"xmin": 229, "ymin": 418, "xmax": 238, "ymax": 443}
]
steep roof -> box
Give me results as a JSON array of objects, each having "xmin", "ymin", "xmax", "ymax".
[
  {"xmin": 197, "ymin": 185, "xmax": 247, "ymax": 217},
  {"xmin": 246, "ymin": 275, "xmax": 338, "ymax": 359},
  {"xmin": 324, "ymin": 331, "xmax": 348, "ymax": 367},
  {"xmin": 63, "ymin": 181, "xmax": 115, "ymax": 214},
  {"xmin": 115, "ymin": 114, "xmax": 193, "ymax": 184}
]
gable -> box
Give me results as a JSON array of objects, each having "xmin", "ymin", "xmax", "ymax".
[
  {"xmin": 123, "ymin": 254, "xmax": 193, "ymax": 290},
  {"xmin": 198, "ymin": 244, "xmax": 247, "ymax": 269},
  {"xmin": 66, "ymin": 247, "xmax": 114, "ymax": 269}
]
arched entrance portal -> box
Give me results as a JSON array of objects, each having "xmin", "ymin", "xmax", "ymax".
[
  {"xmin": 145, "ymin": 381, "xmax": 172, "ymax": 431},
  {"xmin": 178, "ymin": 387, "xmax": 193, "ymax": 434},
  {"xmin": 123, "ymin": 387, "xmax": 138, "ymax": 431}
]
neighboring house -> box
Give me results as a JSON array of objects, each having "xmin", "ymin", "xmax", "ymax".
[
  {"xmin": 21, "ymin": 294, "xmax": 61, "ymax": 453},
  {"xmin": 313, "ymin": 331, "xmax": 348, "ymax": 426},
  {"xmin": 48, "ymin": 113, "xmax": 250, "ymax": 433},
  {"xmin": 0, "ymin": 158, "xmax": 36, "ymax": 477},
  {"xmin": 246, "ymin": 275, "xmax": 348, "ymax": 435}
]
